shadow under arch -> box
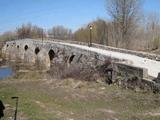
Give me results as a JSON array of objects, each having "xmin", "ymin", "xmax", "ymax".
[
  {"xmin": 35, "ymin": 47, "xmax": 40, "ymax": 55},
  {"xmin": 48, "ymin": 49, "xmax": 55, "ymax": 61},
  {"xmin": 24, "ymin": 45, "xmax": 28, "ymax": 51},
  {"xmin": 69, "ymin": 55, "xmax": 75, "ymax": 64}
]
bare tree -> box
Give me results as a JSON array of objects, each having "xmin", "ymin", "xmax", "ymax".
[
  {"xmin": 145, "ymin": 12, "xmax": 160, "ymax": 50},
  {"xmin": 17, "ymin": 23, "xmax": 45, "ymax": 39},
  {"xmin": 0, "ymin": 31, "xmax": 17, "ymax": 49},
  {"xmin": 74, "ymin": 19, "xmax": 110, "ymax": 45},
  {"xmin": 48, "ymin": 26, "xmax": 73, "ymax": 40},
  {"xmin": 106, "ymin": 0, "xmax": 142, "ymax": 48},
  {"xmin": 92, "ymin": 19, "xmax": 108, "ymax": 45}
]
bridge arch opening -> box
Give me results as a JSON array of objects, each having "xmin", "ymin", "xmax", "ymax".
[
  {"xmin": 35, "ymin": 47, "xmax": 40, "ymax": 55},
  {"xmin": 6, "ymin": 44, "xmax": 9, "ymax": 47},
  {"xmin": 17, "ymin": 45, "xmax": 19, "ymax": 49},
  {"xmin": 24, "ymin": 45, "xmax": 28, "ymax": 51},
  {"xmin": 48, "ymin": 49, "xmax": 55, "ymax": 61},
  {"xmin": 69, "ymin": 55, "xmax": 75, "ymax": 64}
]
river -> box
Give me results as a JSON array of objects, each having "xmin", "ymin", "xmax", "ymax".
[{"xmin": 0, "ymin": 66, "xmax": 13, "ymax": 80}]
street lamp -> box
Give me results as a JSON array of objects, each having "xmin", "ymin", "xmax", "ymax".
[
  {"xmin": 42, "ymin": 29, "xmax": 44, "ymax": 46},
  {"xmin": 11, "ymin": 97, "xmax": 19, "ymax": 120},
  {"xmin": 89, "ymin": 25, "xmax": 93, "ymax": 47},
  {"xmin": 42, "ymin": 29, "xmax": 44, "ymax": 41}
]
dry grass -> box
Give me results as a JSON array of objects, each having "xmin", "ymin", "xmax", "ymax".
[
  {"xmin": 48, "ymin": 63, "xmax": 101, "ymax": 81},
  {"xmin": 1, "ymin": 71, "xmax": 160, "ymax": 120}
]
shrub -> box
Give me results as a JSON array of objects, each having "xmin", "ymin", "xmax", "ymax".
[
  {"xmin": 152, "ymin": 37, "xmax": 160, "ymax": 50},
  {"xmin": 47, "ymin": 63, "xmax": 100, "ymax": 81},
  {"xmin": 47, "ymin": 60, "xmax": 113, "ymax": 82}
]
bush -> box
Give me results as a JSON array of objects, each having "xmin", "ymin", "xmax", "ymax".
[
  {"xmin": 47, "ymin": 63, "xmax": 99, "ymax": 81},
  {"xmin": 152, "ymin": 37, "xmax": 160, "ymax": 50},
  {"xmin": 47, "ymin": 61, "xmax": 113, "ymax": 82}
]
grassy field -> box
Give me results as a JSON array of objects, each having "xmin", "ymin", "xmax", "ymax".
[{"xmin": 0, "ymin": 72, "xmax": 160, "ymax": 120}]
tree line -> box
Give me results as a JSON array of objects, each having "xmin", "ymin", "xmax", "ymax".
[
  {"xmin": 0, "ymin": 23, "xmax": 73, "ymax": 41},
  {"xmin": 0, "ymin": 0, "xmax": 160, "ymax": 51}
]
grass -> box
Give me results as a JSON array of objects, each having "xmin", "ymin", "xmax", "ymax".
[{"xmin": 0, "ymin": 72, "xmax": 160, "ymax": 120}]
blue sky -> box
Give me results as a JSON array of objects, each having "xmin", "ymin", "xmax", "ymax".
[{"xmin": 0, "ymin": 0, "xmax": 160, "ymax": 33}]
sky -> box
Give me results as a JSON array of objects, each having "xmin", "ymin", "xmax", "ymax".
[{"xmin": 0, "ymin": 0, "xmax": 160, "ymax": 33}]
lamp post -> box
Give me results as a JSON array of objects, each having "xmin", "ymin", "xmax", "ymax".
[
  {"xmin": 89, "ymin": 25, "xmax": 93, "ymax": 47},
  {"xmin": 42, "ymin": 29, "xmax": 44, "ymax": 45},
  {"xmin": 42, "ymin": 29, "xmax": 44, "ymax": 41},
  {"xmin": 11, "ymin": 97, "xmax": 19, "ymax": 120}
]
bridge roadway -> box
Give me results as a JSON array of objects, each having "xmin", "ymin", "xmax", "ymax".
[
  {"xmin": 4, "ymin": 39, "xmax": 160, "ymax": 78},
  {"xmin": 54, "ymin": 41, "xmax": 160, "ymax": 78}
]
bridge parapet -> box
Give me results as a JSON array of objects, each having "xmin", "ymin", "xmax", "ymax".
[{"xmin": 50, "ymin": 39, "xmax": 160, "ymax": 61}]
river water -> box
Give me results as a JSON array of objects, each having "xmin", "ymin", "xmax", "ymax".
[
  {"xmin": 0, "ymin": 67, "xmax": 13, "ymax": 80},
  {"xmin": 0, "ymin": 59, "xmax": 47, "ymax": 80}
]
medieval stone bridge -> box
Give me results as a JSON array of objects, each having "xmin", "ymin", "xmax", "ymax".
[{"xmin": 2, "ymin": 39, "xmax": 160, "ymax": 81}]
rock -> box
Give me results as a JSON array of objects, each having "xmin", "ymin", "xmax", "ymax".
[
  {"xmin": 96, "ymin": 79, "xmax": 104, "ymax": 84},
  {"xmin": 68, "ymin": 118, "xmax": 74, "ymax": 120},
  {"xmin": 100, "ymin": 87, "xmax": 106, "ymax": 90},
  {"xmin": 134, "ymin": 86, "xmax": 141, "ymax": 92},
  {"xmin": 73, "ymin": 81, "xmax": 83, "ymax": 89}
]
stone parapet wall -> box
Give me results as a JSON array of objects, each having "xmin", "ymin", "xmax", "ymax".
[
  {"xmin": 112, "ymin": 62, "xmax": 160, "ymax": 93},
  {"xmin": 92, "ymin": 44, "xmax": 160, "ymax": 61},
  {"xmin": 113, "ymin": 62, "xmax": 148, "ymax": 80}
]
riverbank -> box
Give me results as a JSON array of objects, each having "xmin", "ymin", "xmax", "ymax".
[{"xmin": 0, "ymin": 72, "xmax": 160, "ymax": 120}]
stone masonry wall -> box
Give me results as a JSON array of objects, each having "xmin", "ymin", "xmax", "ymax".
[{"xmin": 52, "ymin": 39, "xmax": 160, "ymax": 61}]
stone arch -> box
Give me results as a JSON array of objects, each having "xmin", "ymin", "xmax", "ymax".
[
  {"xmin": 24, "ymin": 45, "xmax": 28, "ymax": 51},
  {"xmin": 69, "ymin": 55, "xmax": 75, "ymax": 64},
  {"xmin": 48, "ymin": 49, "xmax": 55, "ymax": 61},
  {"xmin": 35, "ymin": 47, "xmax": 40, "ymax": 55},
  {"xmin": 17, "ymin": 45, "xmax": 19, "ymax": 49}
]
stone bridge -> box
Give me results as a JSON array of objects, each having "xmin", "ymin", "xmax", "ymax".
[{"xmin": 2, "ymin": 39, "xmax": 160, "ymax": 81}]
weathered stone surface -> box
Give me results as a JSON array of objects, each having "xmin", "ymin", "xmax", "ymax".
[
  {"xmin": 51, "ymin": 39, "xmax": 160, "ymax": 61},
  {"xmin": 2, "ymin": 39, "xmax": 160, "ymax": 93},
  {"xmin": 24, "ymin": 49, "xmax": 36, "ymax": 64},
  {"xmin": 113, "ymin": 62, "xmax": 148, "ymax": 80},
  {"xmin": 36, "ymin": 48, "xmax": 50, "ymax": 69},
  {"xmin": 153, "ymin": 73, "xmax": 160, "ymax": 84}
]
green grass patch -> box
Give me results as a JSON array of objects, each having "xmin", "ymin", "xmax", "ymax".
[{"xmin": 1, "ymin": 75, "xmax": 160, "ymax": 120}]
